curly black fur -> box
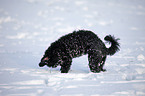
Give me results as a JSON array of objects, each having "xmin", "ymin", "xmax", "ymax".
[{"xmin": 39, "ymin": 30, "xmax": 120, "ymax": 73}]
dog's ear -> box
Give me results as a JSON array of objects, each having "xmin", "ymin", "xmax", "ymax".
[{"xmin": 42, "ymin": 57, "xmax": 49, "ymax": 61}]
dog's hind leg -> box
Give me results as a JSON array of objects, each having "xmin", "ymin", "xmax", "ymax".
[
  {"xmin": 60, "ymin": 58, "xmax": 72, "ymax": 73},
  {"xmin": 88, "ymin": 50, "xmax": 102, "ymax": 73},
  {"xmin": 100, "ymin": 56, "xmax": 107, "ymax": 72}
]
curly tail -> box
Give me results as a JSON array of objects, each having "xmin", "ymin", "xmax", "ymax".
[{"xmin": 104, "ymin": 35, "xmax": 120, "ymax": 56}]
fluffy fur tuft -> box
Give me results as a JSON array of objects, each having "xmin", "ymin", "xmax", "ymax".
[{"xmin": 104, "ymin": 35, "xmax": 120, "ymax": 56}]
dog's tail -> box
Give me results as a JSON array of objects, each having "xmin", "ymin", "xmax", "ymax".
[{"xmin": 104, "ymin": 35, "xmax": 120, "ymax": 56}]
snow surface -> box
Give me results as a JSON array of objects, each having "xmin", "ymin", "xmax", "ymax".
[{"xmin": 0, "ymin": 0, "xmax": 145, "ymax": 96}]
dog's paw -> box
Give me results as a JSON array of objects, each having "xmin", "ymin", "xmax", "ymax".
[
  {"xmin": 101, "ymin": 69, "xmax": 106, "ymax": 72},
  {"xmin": 61, "ymin": 70, "xmax": 69, "ymax": 73},
  {"xmin": 60, "ymin": 69, "xmax": 69, "ymax": 73},
  {"xmin": 91, "ymin": 69, "xmax": 101, "ymax": 73}
]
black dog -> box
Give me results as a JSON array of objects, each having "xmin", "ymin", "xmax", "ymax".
[{"xmin": 39, "ymin": 30, "xmax": 120, "ymax": 73}]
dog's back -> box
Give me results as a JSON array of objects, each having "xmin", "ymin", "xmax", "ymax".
[{"xmin": 56, "ymin": 30, "xmax": 106, "ymax": 57}]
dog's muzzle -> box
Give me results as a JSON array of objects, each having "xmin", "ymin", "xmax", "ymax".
[{"xmin": 39, "ymin": 61, "xmax": 48, "ymax": 67}]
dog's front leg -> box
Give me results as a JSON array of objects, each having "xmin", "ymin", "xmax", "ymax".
[{"xmin": 60, "ymin": 58, "xmax": 72, "ymax": 73}]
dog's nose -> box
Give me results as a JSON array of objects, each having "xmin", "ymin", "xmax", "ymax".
[{"xmin": 39, "ymin": 62, "xmax": 46, "ymax": 67}]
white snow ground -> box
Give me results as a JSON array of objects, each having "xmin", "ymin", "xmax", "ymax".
[{"xmin": 0, "ymin": 0, "xmax": 145, "ymax": 96}]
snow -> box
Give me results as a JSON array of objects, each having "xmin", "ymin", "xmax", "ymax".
[
  {"xmin": 137, "ymin": 54, "xmax": 145, "ymax": 61},
  {"xmin": 0, "ymin": 0, "xmax": 145, "ymax": 96}
]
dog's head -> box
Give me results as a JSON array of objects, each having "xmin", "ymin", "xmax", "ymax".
[
  {"xmin": 39, "ymin": 57, "xmax": 51, "ymax": 67},
  {"xmin": 39, "ymin": 49, "xmax": 61, "ymax": 68},
  {"xmin": 39, "ymin": 55, "xmax": 60, "ymax": 68}
]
